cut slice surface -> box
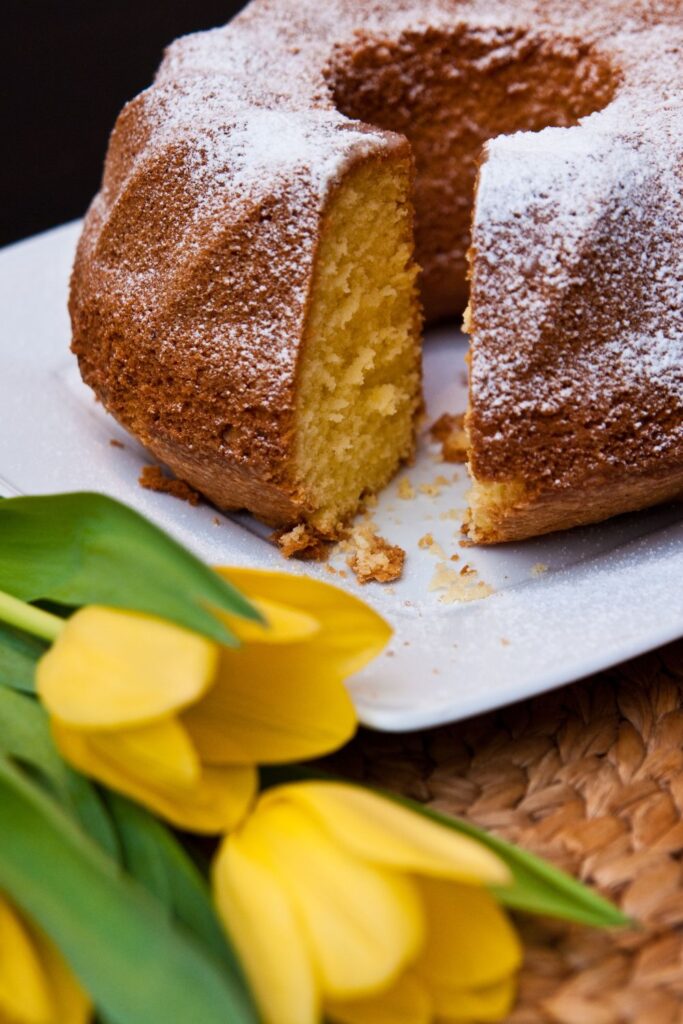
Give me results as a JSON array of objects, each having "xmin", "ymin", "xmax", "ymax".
[{"xmin": 294, "ymin": 155, "xmax": 422, "ymax": 536}]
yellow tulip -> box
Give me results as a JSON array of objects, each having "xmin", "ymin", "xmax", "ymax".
[
  {"xmin": 213, "ymin": 782, "xmax": 522, "ymax": 1024},
  {"xmin": 0, "ymin": 891, "xmax": 90, "ymax": 1024},
  {"xmin": 37, "ymin": 570, "xmax": 390, "ymax": 833}
]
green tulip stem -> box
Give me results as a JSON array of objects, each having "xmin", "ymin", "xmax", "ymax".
[{"xmin": 0, "ymin": 589, "xmax": 65, "ymax": 642}]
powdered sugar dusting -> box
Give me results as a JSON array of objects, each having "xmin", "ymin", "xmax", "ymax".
[
  {"xmin": 78, "ymin": 67, "xmax": 396, "ymax": 424},
  {"xmin": 74, "ymin": 0, "xmax": 683, "ymax": 496},
  {"xmin": 470, "ymin": 18, "xmax": 683, "ymax": 485}
]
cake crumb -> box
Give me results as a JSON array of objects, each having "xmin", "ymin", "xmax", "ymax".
[
  {"xmin": 273, "ymin": 523, "xmax": 329, "ymax": 561},
  {"xmin": 139, "ymin": 465, "xmax": 201, "ymax": 506},
  {"xmin": 429, "ymin": 561, "xmax": 494, "ymax": 604},
  {"xmin": 109, "ymin": 438, "xmax": 125, "ymax": 449},
  {"xmin": 212, "ymin": 516, "xmax": 221, "ymax": 526},
  {"xmin": 418, "ymin": 474, "xmax": 451, "ymax": 497},
  {"xmin": 397, "ymin": 478, "xmax": 416, "ymax": 500},
  {"xmin": 430, "ymin": 413, "xmax": 469, "ymax": 463},
  {"xmin": 500, "ymin": 637, "xmax": 510, "ymax": 646},
  {"xmin": 430, "ymin": 414, "xmax": 457, "ymax": 442},
  {"xmin": 531, "ymin": 562, "xmax": 549, "ymax": 577},
  {"xmin": 345, "ymin": 523, "xmax": 405, "ymax": 584},
  {"xmin": 418, "ymin": 533, "xmax": 446, "ymax": 559}
]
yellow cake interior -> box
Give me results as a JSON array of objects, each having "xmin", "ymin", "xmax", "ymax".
[
  {"xmin": 294, "ymin": 157, "xmax": 422, "ymax": 535},
  {"xmin": 464, "ymin": 478, "xmax": 529, "ymax": 542}
]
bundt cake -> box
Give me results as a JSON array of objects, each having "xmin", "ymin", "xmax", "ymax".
[{"xmin": 70, "ymin": 0, "xmax": 683, "ymax": 544}]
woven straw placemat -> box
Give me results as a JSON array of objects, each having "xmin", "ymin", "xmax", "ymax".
[{"xmin": 337, "ymin": 639, "xmax": 683, "ymax": 1023}]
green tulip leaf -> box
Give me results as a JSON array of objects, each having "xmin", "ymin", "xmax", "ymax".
[
  {"xmin": 0, "ymin": 757, "xmax": 258, "ymax": 1024},
  {"xmin": 0, "ymin": 492, "xmax": 260, "ymax": 645},
  {"xmin": 0, "ymin": 687, "xmax": 119, "ymax": 860},
  {"xmin": 0, "ymin": 620, "xmax": 46, "ymax": 692},
  {"xmin": 105, "ymin": 793, "xmax": 173, "ymax": 908},
  {"xmin": 390, "ymin": 793, "xmax": 630, "ymax": 928},
  {"xmin": 105, "ymin": 793, "xmax": 248, "ymax": 975},
  {"xmin": 261, "ymin": 766, "xmax": 629, "ymax": 929}
]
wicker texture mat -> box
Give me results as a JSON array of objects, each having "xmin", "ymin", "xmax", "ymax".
[{"xmin": 339, "ymin": 639, "xmax": 683, "ymax": 1023}]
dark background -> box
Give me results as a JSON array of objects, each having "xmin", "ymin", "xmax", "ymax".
[{"xmin": 1, "ymin": 2, "xmax": 248, "ymax": 248}]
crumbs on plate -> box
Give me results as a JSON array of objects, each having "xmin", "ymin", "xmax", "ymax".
[
  {"xmin": 429, "ymin": 561, "xmax": 494, "ymax": 604},
  {"xmin": 429, "ymin": 412, "xmax": 469, "ymax": 463},
  {"xmin": 342, "ymin": 522, "xmax": 405, "ymax": 584},
  {"xmin": 138, "ymin": 465, "xmax": 201, "ymax": 506},
  {"xmin": 397, "ymin": 477, "xmax": 416, "ymax": 500},
  {"xmin": 273, "ymin": 523, "xmax": 329, "ymax": 561}
]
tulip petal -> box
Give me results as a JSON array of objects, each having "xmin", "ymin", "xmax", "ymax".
[
  {"xmin": 428, "ymin": 975, "xmax": 516, "ymax": 1022},
  {"xmin": 221, "ymin": 597, "xmax": 321, "ymax": 645},
  {"xmin": 0, "ymin": 894, "xmax": 52, "ymax": 1024},
  {"xmin": 415, "ymin": 879, "xmax": 521, "ymax": 993},
  {"xmin": 327, "ymin": 973, "xmax": 431, "ymax": 1024},
  {"xmin": 182, "ymin": 646, "xmax": 357, "ymax": 764},
  {"xmin": 218, "ymin": 569, "xmax": 392, "ymax": 677},
  {"xmin": 182, "ymin": 570, "xmax": 390, "ymax": 764},
  {"xmin": 246, "ymin": 800, "xmax": 424, "ymax": 1000},
  {"xmin": 37, "ymin": 606, "xmax": 217, "ymax": 730},
  {"xmin": 52, "ymin": 721, "xmax": 256, "ymax": 833},
  {"xmin": 213, "ymin": 834, "xmax": 318, "ymax": 1024},
  {"xmin": 271, "ymin": 783, "xmax": 510, "ymax": 886},
  {"xmin": 67, "ymin": 717, "xmax": 200, "ymax": 791},
  {"xmin": 31, "ymin": 924, "xmax": 91, "ymax": 1024}
]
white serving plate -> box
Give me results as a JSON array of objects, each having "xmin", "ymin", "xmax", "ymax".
[{"xmin": 1, "ymin": 222, "xmax": 681, "ymax": 731}]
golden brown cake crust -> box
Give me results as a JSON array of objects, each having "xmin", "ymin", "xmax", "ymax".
[
  {"xmin": 465, "ymin": 467, "xmax": 683, "ymax": 545},
  {"xmin": 466, "ymin": 43, "xmax": 683, "ymax": 537},
  {"xmin": 71, "ymin": 141, "xmax": 414, "ymax": 528},
  {"xmin": 70, "ymin": 0, "xmax": 683, "ymax": 540}
]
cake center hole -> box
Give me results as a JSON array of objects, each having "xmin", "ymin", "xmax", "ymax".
[{"xmin": 328, "ymin": 25, "xmax": 617, "ymax": 322}]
